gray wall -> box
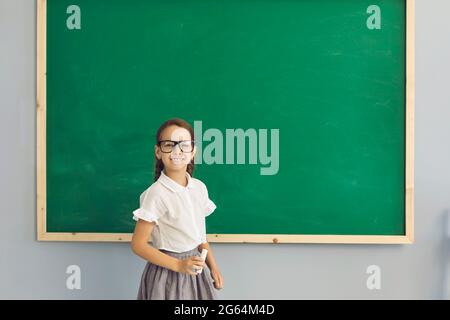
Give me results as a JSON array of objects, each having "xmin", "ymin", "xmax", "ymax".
[{"xmin": 1, "ymin": 0, "xmax": 449, "ymax": 299}]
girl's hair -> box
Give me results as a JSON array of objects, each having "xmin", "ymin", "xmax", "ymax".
[{"xmin": 154, "ymin": 118, "xmax": 195, "ymax": 182}]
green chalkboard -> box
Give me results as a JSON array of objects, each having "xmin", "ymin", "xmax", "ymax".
[{"xmin": 37, "ymin": 0, "xmax": 414, "ymax": 243}]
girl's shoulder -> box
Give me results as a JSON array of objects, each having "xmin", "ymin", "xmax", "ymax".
[
  {"xmin": 191, "ymin": 176, "xmax": 209, "ymax": 194},
  {"xmin": 139, "ymin": 180, "xmax": 166, "ymax": 201},
  {"xmin": 191, "ymin": 175, "xmax": 205, "ymax": 187}
]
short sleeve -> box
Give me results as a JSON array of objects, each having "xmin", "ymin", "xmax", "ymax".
[
  {"xmin": 132, "ymin": 189, "xmax": 166, "ymax": 225},
  {"xmin": 203, "ymin": 184, "xmax": 217, "ymax": 217},
  {"xmin": 205, "ymin": 198, "xmax": 216, "ymax": 217}
]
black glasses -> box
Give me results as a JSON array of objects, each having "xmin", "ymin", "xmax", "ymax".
[{"xmin": 157, "ymin": 140, "xmax": 195, "ymax": 153}]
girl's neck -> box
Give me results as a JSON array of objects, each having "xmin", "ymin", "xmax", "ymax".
[{"xmin": 163, "ymin": 168, "xmax": 187, "ymax": 187}]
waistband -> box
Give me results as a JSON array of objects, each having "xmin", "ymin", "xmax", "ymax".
[{"xmin": 158, "ymin": 247, "xmax": 201, "ymax": 259}]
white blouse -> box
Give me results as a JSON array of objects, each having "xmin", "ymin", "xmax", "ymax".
[{"xmin": 132, "ymin": 170, "xmax": 217, "ymax": 253}]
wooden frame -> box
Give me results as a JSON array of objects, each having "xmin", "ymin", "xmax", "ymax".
[{"xmin": 37, "ymin": 0, "xmax": 415, "ymax": 243}]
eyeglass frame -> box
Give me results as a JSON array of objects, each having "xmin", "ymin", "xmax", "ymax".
[{"xmin": 157, "ymin": 140, "xmax": 196, "ymax": 153}]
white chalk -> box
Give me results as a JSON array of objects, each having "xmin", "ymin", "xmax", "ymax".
[{"xmin": 197, "ymin": 249, "xmax": 208, "ymax": 274}]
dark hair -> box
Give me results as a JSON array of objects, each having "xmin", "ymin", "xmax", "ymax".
[{"xmin": 154, "ymin": 118, "xmax": 195, "ymax": 182}]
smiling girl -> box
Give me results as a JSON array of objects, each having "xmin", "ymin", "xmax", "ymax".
[{"xmin": 131, "ymin": 118, "xmax": 224, "ymax": 300}]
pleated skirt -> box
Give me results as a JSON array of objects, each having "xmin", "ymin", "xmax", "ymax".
[{"xmin": 137, "ymin": 247, "xmax": 218, "ymax": 300}]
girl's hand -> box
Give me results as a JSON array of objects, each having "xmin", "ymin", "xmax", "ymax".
[
  {"xmin": 210, "ymin": 268, "xmax": 224, "ymax": 289},
  {"xmin": 177, "ymin": 256, "xmax": 205, "ymax": 276}
]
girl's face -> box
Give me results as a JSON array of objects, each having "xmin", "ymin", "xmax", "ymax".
[{"xmin": 155, "ymin": 125, "xmax": 196, "ymax": 172}]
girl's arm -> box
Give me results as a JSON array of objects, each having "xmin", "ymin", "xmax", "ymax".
[
  {"xmin": 198, "ymin": 241, "xmax": 224, "ymax": 289},
  {"xmin": 131, "ymin": 219, "xmax": 181, "ymax": 272}
]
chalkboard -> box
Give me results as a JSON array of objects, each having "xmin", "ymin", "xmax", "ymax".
[{"xmin": 37, "ymin": 0, "xmax": 415, "ymax": 243}]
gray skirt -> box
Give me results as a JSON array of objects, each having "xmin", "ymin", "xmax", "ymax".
[{"xmin": 137, "ymin": 247, "xmax": 218, "ymax": 300}]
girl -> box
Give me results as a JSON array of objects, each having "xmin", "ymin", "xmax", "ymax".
[{"xmin": 131, "ymin": 118, "xmax": 224, "ymax": 300}]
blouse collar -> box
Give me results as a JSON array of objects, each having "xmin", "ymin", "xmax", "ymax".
[{"xmin": 158, "ymin": 170, "xmax": 195, "ymax": 193}]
